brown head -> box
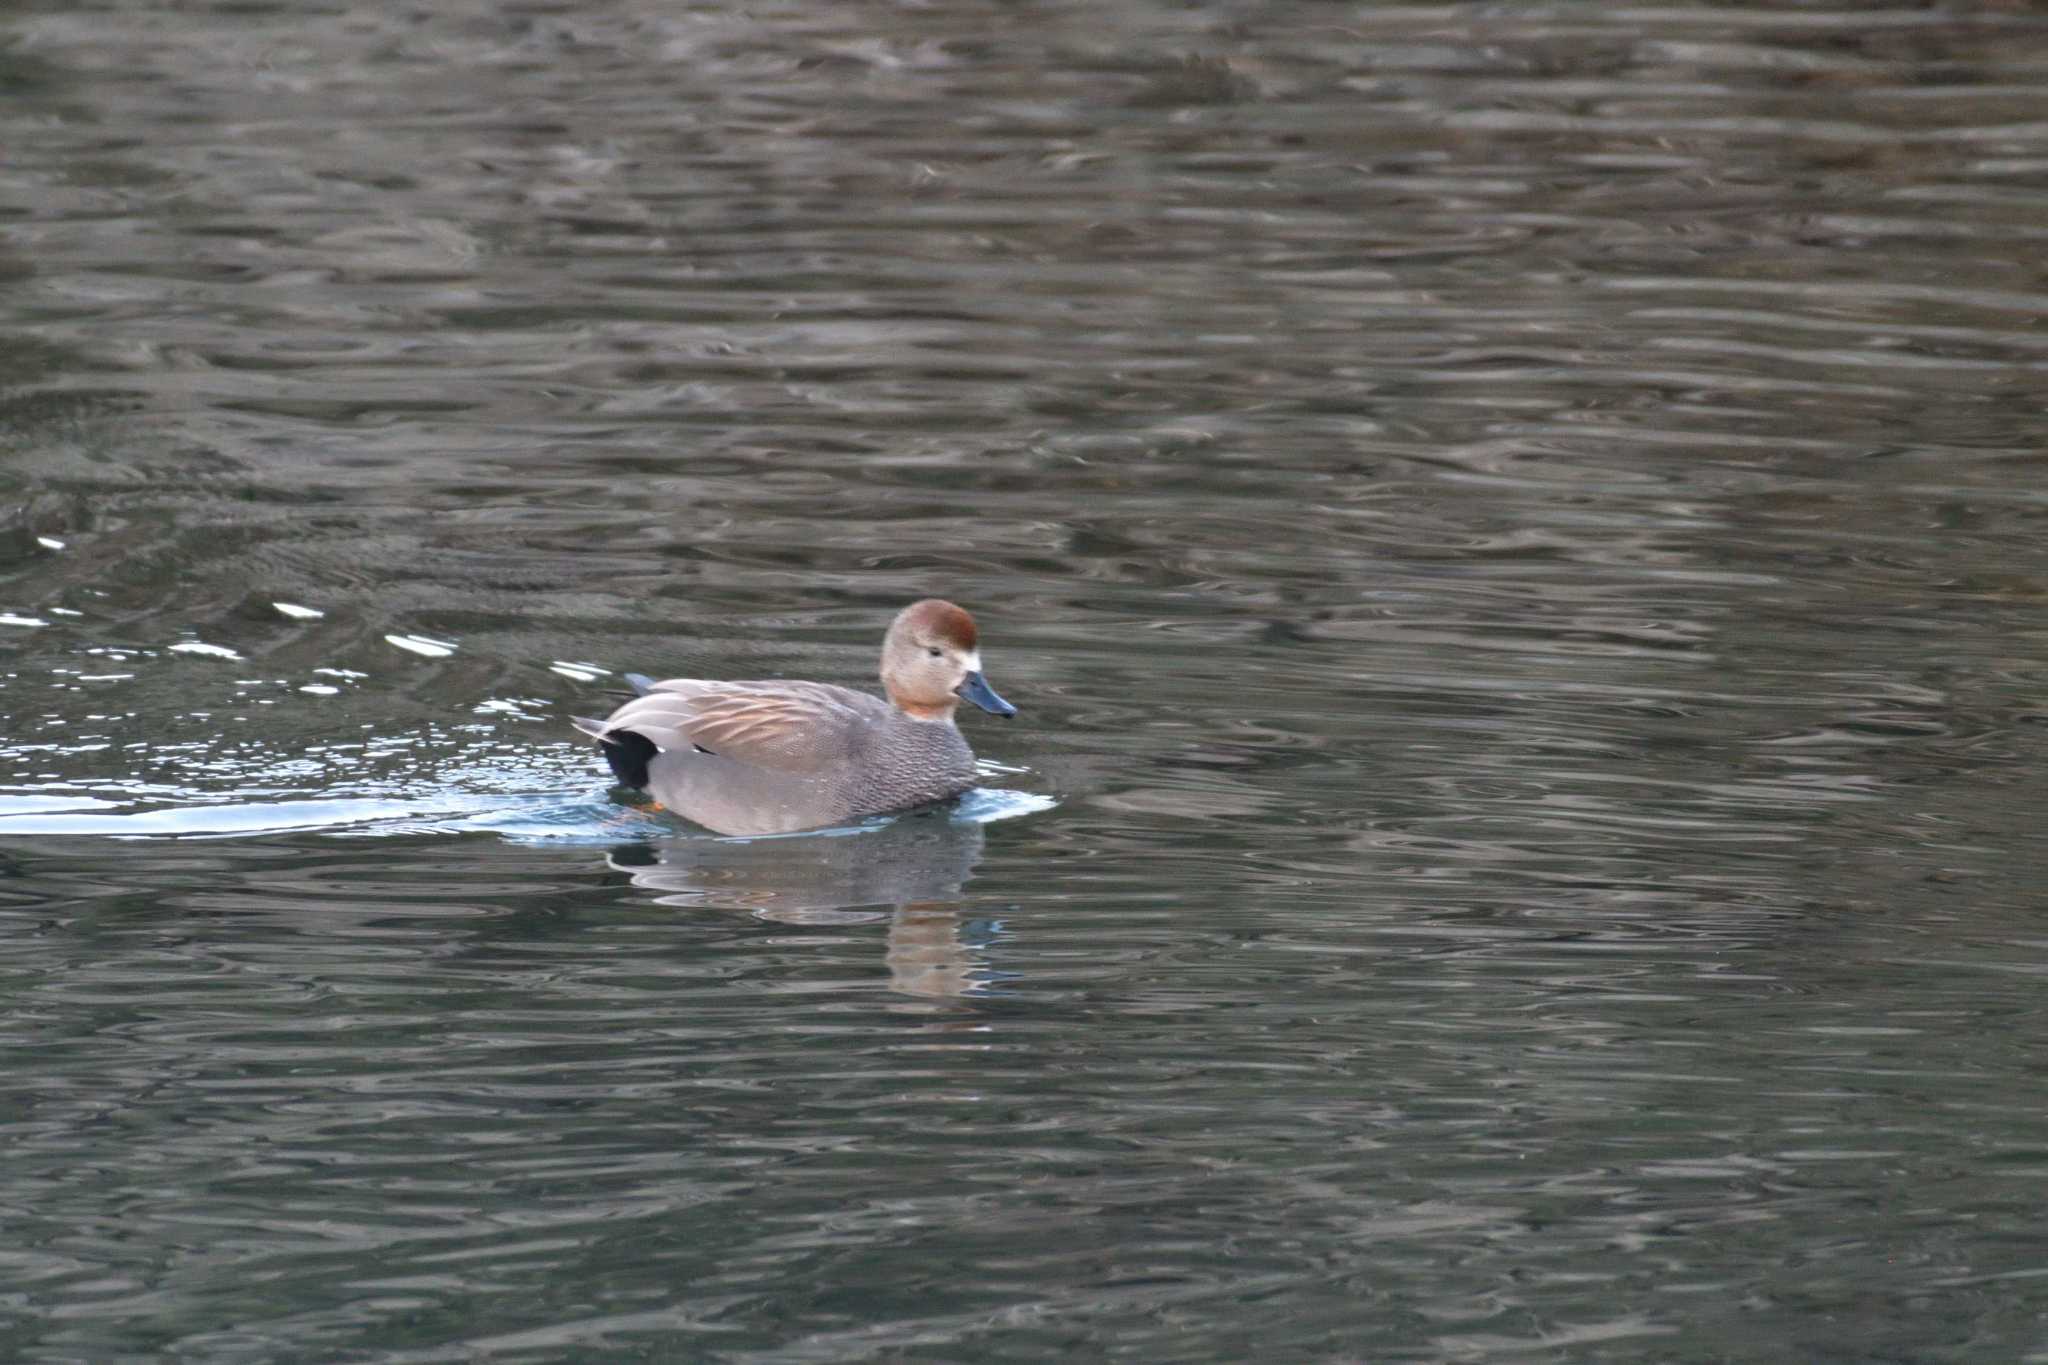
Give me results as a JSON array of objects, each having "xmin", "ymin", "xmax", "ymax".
[{"xmin": 880, "ymin": 599, "xmax": 1017, "ymax": 722}]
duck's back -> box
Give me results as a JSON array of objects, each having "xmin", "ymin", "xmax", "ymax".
[{"xmin": 613, "ymin": 681, "xmax": 979, "ymax": 835}]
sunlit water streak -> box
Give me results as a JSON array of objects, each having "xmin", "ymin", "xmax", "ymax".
[{"xmin": 0, "ymin": 742, "xmax": 1053, "ymax": 841}]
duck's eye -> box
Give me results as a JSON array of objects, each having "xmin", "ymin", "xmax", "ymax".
[{"xmin": 926, "ymin": 647, "xmax": 943, "ymax": 658}]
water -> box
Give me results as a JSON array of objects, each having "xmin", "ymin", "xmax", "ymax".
[{"xmin": 5, "ymin": 1, "xmax": 2048, "ymax": 1358}]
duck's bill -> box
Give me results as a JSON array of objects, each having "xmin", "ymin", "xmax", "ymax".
[{"xmin": 957, "ymin": 670, "xmax": 1017, "ymax": 717}]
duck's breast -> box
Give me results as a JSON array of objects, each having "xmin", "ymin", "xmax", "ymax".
[{"xmin": 848, "ymin": 714, "xmax": 979, "ymax": 815}]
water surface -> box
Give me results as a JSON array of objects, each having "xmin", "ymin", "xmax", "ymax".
[{"xmin": 6, "ymin": 2, "xmax": 2048, "ymax": 1359}]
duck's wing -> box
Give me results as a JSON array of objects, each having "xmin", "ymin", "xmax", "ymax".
[{"xmin": 572, "ymin": 680, "xmax": 879, "ymax": 775}]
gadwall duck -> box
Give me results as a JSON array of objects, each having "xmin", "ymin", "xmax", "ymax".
[{"xmin": 572, "ymin": 599, "xmax": 1016, "ymax": 836}]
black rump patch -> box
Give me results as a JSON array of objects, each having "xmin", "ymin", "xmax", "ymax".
[{"xmin": 601, "ymin": 729, "xmax": 659, "ymax": 789}]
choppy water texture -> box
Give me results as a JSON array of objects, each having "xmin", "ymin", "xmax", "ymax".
[{"xmin": 5, "ymin": 2, "xmax": 2048, "ymax": 1359}]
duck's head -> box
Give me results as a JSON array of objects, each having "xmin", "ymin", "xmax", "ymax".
[{"xmin": 881, "ymin": 598, "xmax": 1016, "ymax": 722}]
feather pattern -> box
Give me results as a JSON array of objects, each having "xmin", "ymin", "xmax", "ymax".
[{"xmin": 580, "ymin": 680, "xmax": 885, "ymax": 775}]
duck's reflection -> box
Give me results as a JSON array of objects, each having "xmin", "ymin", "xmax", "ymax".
[{"xmin": 607, "ymin": 812, "xmax": 996, "ymax": 999}]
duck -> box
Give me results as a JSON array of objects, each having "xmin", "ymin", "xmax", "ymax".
[{"xmin": 572, "ymin": 599, "xmax": 1016, "ymax": 836}]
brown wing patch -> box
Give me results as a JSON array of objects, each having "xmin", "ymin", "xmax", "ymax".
[
  {"xmin": 593, "ymin": 681, "xmax": 868, "ymax": 774},
  {"xmin": 682, "ymin": 694, "xmax": 823, "ymax": 758}
]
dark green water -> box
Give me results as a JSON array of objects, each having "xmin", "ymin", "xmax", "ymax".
[{"xmin": 6, "ymin": 2, "xmax": 2048, "ymax": 1359}]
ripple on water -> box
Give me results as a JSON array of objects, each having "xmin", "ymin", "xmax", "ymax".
[
  {"xmin": 6, "ymin": 0, "xmax": 2048, "ymax": 1360},
  {"xmin": 0, "ymin": 727, "xmax": 1057, "ymax": 842}
]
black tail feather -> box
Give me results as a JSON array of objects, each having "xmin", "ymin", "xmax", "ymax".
[{"xmin": 600, "ymin": 729, "xmax": 658, "ymax": 789}]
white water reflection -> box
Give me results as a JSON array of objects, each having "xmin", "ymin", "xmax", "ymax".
[{"xmin": 0, "ymin": 778, "xmax": 1053, "ymax": 841}]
